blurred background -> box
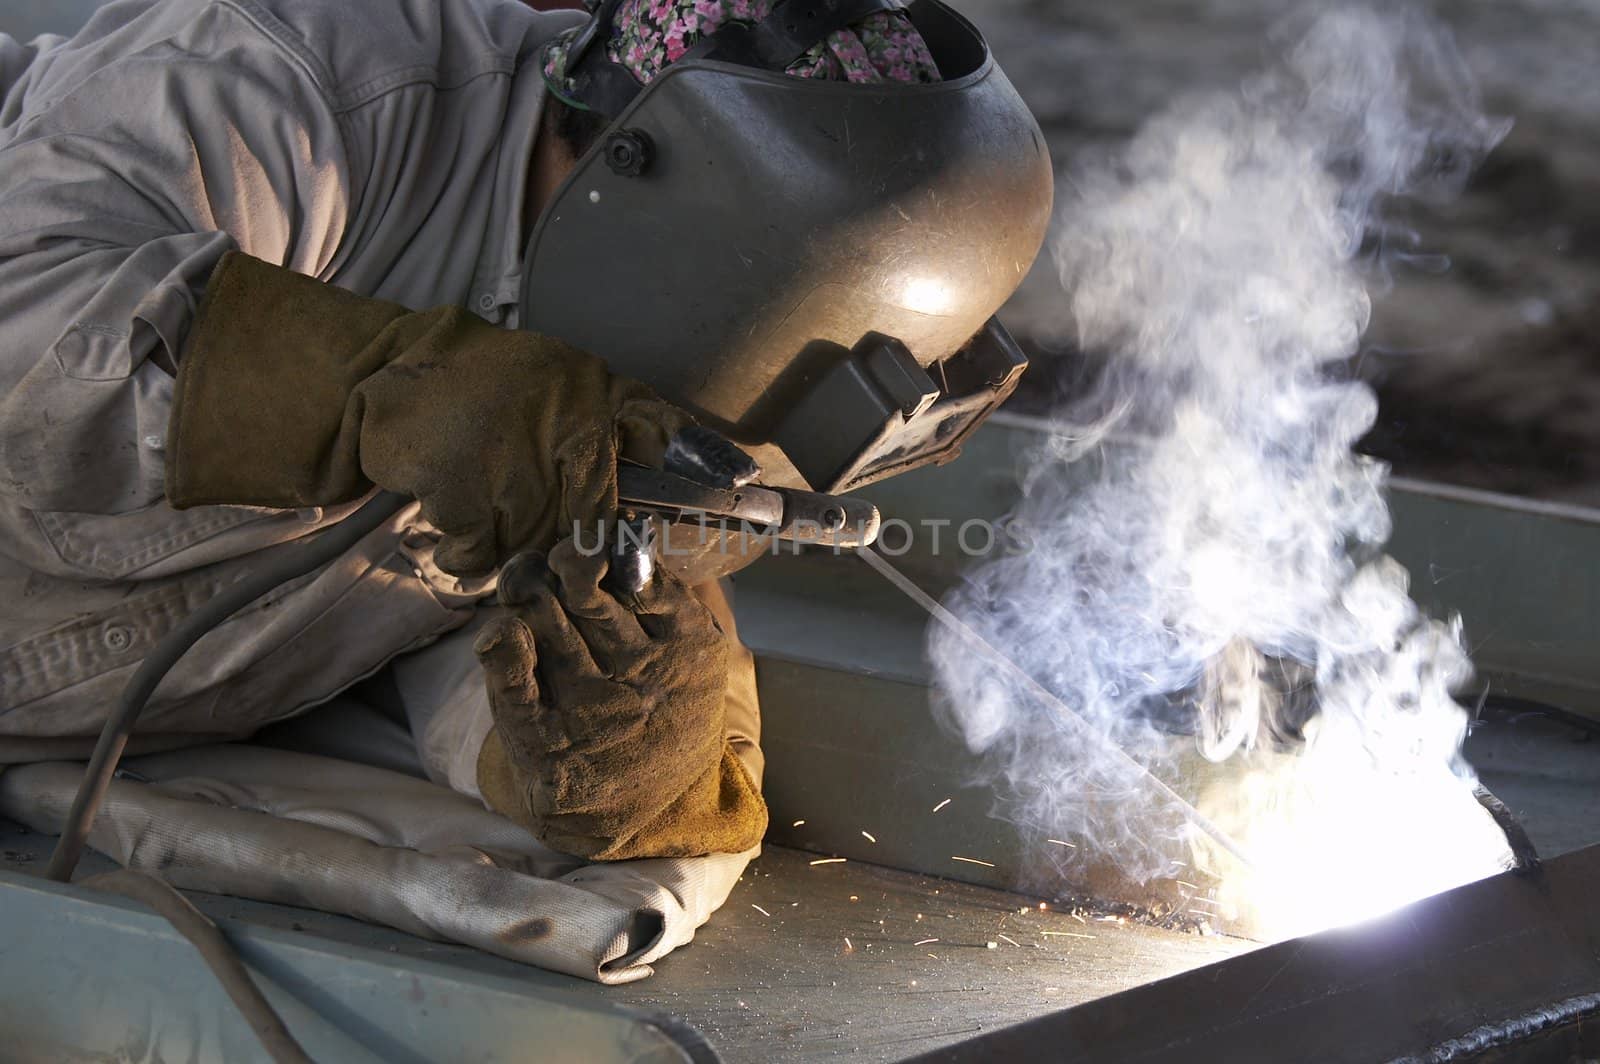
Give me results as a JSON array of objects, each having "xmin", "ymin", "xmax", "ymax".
[
  {"xmin": 967, "ymin": 0, "xmax": 1600, "ymax": 510},
  {"xmin": 7, "ymin": 0, "xmax": 1598, "ymax": 506}
]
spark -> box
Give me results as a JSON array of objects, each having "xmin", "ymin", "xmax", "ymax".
[
  {"xmin": 860, "ymin": 547, "xmax": 1255, "ymax": 869},
  {"xmin": 1175, "ymin": 880, "xmax": 1200, "ymax": 890},
  {"xmin": 1472, "ymin": 683, "xmax": 1491, "ymax": 723},
  {"xmin": 985, "ymin": 941, "xmax": 998, "ymax": 950},
  {"xmin": 1046, "ymin": 839, "xmax": 1076, "ymax": 848},
  {"xmin": 951, "ymin": 856, "xmax": 996, "ymax": 867},
  {"xmin": 932, "ymin": 798, "xmax": 951, "ymax": 813},
  {"xmin": 997, "ymin": 935, "xmax": 1021, "ymax": 947},
  {"xmin": 810, "ymin": 857, "xmax": 846, "ymax": 866},
  {"xmin": 792, "ymin": 819, "xmax": 806, "ymax": 827},
  {"xmin": 861, "ymin": 831, "xmax": 877, "ymax": 843},
  {"xmin": 1070, "ymin": 913, "xmax": 1087, "ymax": 924},
  {"xmin": 751, "ymin": 904, "xmax": 771, "ymax": 917},
  {"xmin": 843, "ymin": 937, "xmax": 854, "ymax": 951},
  {"xmin": 1041, "ymin": 931, "xmax": 1094, "ymax": 939},
  {"xmin": 914, "ymin": 938, "xmax": 938, "ymax": 946}
]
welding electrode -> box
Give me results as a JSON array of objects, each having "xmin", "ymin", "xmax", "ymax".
[
  {"xmin": 43, "ymin": 489, "xmax": 411, "ymax": 1064},
  {"xmin": 858, "ymin": 547, "xmax": 1259, "ymax": 871}
]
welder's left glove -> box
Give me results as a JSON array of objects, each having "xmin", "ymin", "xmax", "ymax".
[
  {"xmin": 472, "ymin": 540, "xmax": 767, "ymax": 860},
  {"xmin": 165, "ymin": 252, "xmax": 696, "ymax": 576}
]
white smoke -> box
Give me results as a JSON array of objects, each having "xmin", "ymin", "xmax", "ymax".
[{"xmin": 931, "ymin": 8, "xmax": 1515, "ymax": 935}]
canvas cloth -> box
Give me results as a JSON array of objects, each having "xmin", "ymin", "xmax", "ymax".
[{"xmin": 0, "ymin": 0, "xmax": 763, "ymax": 982}]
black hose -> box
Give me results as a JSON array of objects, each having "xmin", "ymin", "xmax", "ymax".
[
  {"xmin": 82, "ymin": 869, "xmax": 316, "ymax": 1064},
  {"xmin": 40, "ymin": 490, "xmax": 410, "ymax": 1064},
  {"xmin": 45, "ymin": 490, "xmax": 409, "ymax": 883}
]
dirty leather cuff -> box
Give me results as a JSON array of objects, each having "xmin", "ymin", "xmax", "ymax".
[
  {"xmin": 167, "ymin": 252, "xmax": 691, "ymax": 574},
  {"xmin": 473, "ymin": 542, "xmax": 768, "ymax": 861}
]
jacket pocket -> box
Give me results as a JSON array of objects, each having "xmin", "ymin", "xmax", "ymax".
[
  {"xmin": 32, "ymin": 502, "xmax": 269, "ymax": 581},
  {"xmin": 53, "ymin": 322, "xmax": 133, "ymax": 381}
]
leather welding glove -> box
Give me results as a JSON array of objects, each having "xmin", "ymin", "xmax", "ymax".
[
  {"xmin": 167, "ymin": 252, "xmax": 693, "ymax": 575},
  {"xmin": 472, "ymin": 540, "xmax": 768, "ymax": 860}
]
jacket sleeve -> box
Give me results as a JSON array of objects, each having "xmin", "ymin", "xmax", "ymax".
[
  {"xmin": 1, "ymin": 32, "xmax": 51, "ymax": 100},
  {"xmin": 0, "ymin": 8, "xmax": 349, "ymax": 531}
]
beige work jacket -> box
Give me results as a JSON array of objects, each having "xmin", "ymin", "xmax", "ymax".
[
  {"xmin": 0, "ymin": 0, "xmax": 584, "ymax": 741},
  {"xmin": 0, "ymin": 0, "xmax": 767, "ymax": 987}
]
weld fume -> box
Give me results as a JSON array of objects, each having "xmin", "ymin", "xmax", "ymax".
[{"xmin": 930, "ymin": 8, "xmax": 1513, "ymax": 922}]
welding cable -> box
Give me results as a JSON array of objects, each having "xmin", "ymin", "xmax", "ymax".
[
  {"xmin": 81, "ymin": 869, "xmax": 316, "ymax": 1064},
  {"xmin": 41, "ymin": 489, "xmax": 409, "ymax": 1064},
  {"xmin": 45, "ymin": 490, "xmax": 409, "ymax": 884}
]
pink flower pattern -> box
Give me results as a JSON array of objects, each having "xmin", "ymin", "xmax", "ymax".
[{"xmin": 544, "ymin": 0, "xmax": 939, "ymax": 101}]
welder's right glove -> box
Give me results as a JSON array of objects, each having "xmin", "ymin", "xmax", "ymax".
[
  {"xmin": 167, "ymin": 252, "xmax": 693, "ymax": 575},
  {"xmin": 472, "ymin": 540, "xmax": 768, "ymax": 860}
]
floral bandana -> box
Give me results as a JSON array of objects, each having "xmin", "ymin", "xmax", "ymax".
[{"xmin": 543, "ymin": 0, "xmax": 941, "ymax": 108}]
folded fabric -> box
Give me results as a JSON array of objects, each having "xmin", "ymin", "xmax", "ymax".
[{"xmin": 0, "ymin": 745, "xmax": 754, "ymax": 984}]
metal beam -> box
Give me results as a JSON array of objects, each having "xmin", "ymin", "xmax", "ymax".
[
  {"xmin": 0, "ymin": 869, "xmax": 711, "ymax": 1064},
  {"xmin": 905, "ymin": 845, "xmax": 1600, "ymax": 1063}
]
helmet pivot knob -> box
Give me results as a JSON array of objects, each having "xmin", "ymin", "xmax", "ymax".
[{"xmin": 604, "ymin": 129, "xmax": 653, "ymax": 177}]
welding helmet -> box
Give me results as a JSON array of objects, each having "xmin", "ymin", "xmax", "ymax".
[{"xmin": 520, "ymin": 0, "xmax": 1054, "ymax": 495}]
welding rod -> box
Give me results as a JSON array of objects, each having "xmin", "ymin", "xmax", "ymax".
[{"xmin": 858, "ymin": 547, "xmax": 1257, "ymax": 871}]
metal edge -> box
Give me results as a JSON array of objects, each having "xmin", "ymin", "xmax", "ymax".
[
  {"xmin": 0, "ymin": 867, "xmax": 711, "ymax": 1063},
  {"xmin": 905, "ymin": 844, "xmax": 1600, "ymax": 1063}
]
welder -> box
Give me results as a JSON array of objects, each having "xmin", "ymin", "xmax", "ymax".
[{"xmin": 0, "ymin": 0, "xmax": 1050, "ymax": 981}]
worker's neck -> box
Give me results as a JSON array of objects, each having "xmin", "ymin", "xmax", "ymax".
[{"xmin": 523, "ymin": 106, "xmax": 578, "ymax": 246}]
